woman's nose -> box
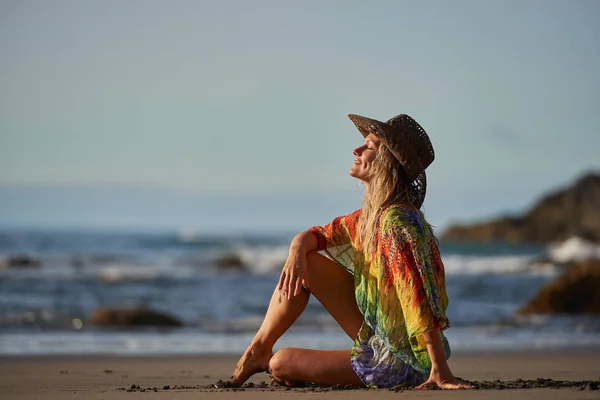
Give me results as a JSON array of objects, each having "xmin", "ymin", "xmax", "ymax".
[{"xmin": 353, "ymin": 146, "xmax": 363, "ymax": 156}]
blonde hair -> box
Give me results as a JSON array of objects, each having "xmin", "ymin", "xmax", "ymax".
[{"xmin": 357, "ymin": 144, "xmax": 413, "ymax": 260}]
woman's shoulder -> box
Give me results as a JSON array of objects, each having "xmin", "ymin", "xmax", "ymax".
[
  {"xmin": 381, "ymin": 204, "xmax": 421, "ymax": 220},
  {"xmin": 380, "ymin": 204, "xmax": 431, "ymax": 237}
]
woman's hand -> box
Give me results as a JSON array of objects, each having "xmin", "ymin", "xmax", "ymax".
[
  {"xmin": 278, "ymin": 231, "xmax": 318, "ymax": 300},
  {"xmin": 416, "ymin": 367, "xmax": 473, "ymax": 390},
  {"xmin": 417, "ymin": 329, "xmax": 474, "ymax": 390},
  {"xmin": 278, "ymin": 247, "xmax": 308, "ymax": 300}
]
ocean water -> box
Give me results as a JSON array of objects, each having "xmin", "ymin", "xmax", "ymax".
[{"xmin": 1, "ymin": 230, "xmax": 599, "ymax": 356}]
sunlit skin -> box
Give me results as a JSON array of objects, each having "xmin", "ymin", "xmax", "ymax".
[
  {"xmin": 349, "ymin": 133, "xmax": 381, "ymax": 185},
  {"xmin": 218, "ymin": 134, "xmax": 473, "ymax": 390}
]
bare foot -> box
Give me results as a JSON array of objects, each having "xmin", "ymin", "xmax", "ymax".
[{"xmin": 215, "ymin": 344, "xmax": 273, "ymax": 388}]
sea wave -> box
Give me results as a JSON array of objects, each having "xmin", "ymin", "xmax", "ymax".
[
  {"xmin": 442, "ymin": 254, "xmax": 558, "ymax": 276},
  {"xmin": 234, "ymin": 245, "xmax": 289, "ymax": 273},
  {"xmin": 2, "ymin": 322, "xmax": 600, "ymax": 356},
  {"xmin": 544, "ymin": 236, "xmax": 600, "ymax": 264},
  {"xmin": 0, "ymin": 248, "xmax": 561, "ymax": 280},
  {"xmin": 6, "ymin": 233, "xmax": 596, "ymax": 281},
  {"xmin": 209, "ymin": 247, "xmax": 557, "ymax": 276}
]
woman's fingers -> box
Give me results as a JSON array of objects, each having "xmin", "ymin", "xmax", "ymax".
[
  {"xmin": 287, "ymin": 272, "xmax": 297, "ymax": 300},
  {"xmin": 452, "ymin": 381, "xmax": 474, "ymax": 389},
  {"xmin": 416, "ymin": 380, "xmax": 435, "ymax": 390},
  {"xmin": 417, "ymin": 379, "xmax": 473, "ymax": 390},
  {"xmin": 440, "ymin": 382, "xmax": 472, "ymax": 390},
  {"xmin": 281, "ymin": 268, "xmax": 293, "ymax": 300},
  {"xmin": 279, "ymin": 271, "xmax": 289, "ymax": 298},
  {"xmin": 293, "ymin": 275, "xmax": 303, "ymax": 297},
  {"xmin": 278, "ymin": 276, "xmax": 286, "ymax": 297},
  {"xmin": 279, "ymin": 270, "xmax": 299, "ymax": 300},
  {"xmin": 441, "ymin": 378, "xmax": 474, "ymax": 390},
  {"xmin": 278, "ymin": 270, "xmax": 286, "ymax": 290},
  {"xmin": 440, "ymin": 382, "xmax": 462, "ymax": 390},
  {"xmin": 279, "ymin": 253, "xmax": 307, "ymax": 300},
  {"xmin": 416, "ymin": 378, "xmax": 436, "ymax": 389}
]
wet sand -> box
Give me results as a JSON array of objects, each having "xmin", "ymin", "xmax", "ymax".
[{"xmin": 1, "ymin": 350, "xmax": 599, "ymax": 399}]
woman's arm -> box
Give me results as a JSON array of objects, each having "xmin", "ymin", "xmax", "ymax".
[
  {"xmin": 417, "ymin": 329, "xmax": 473, "ymax": 390},
  {"xmin": 289, "ymin": 230, "xmax": 318, "ymax": 256},
  {"xmin": 278, "ymin": 230, "xmax": 318, "ymax": 300},
  {"xmin": 279, "ymin": 210, "xmax": 360, "ymax": 300}
]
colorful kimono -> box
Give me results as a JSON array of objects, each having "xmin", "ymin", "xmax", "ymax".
[{"xmin": 309, "ymin": 205, "xmax": 451, "ymax": 388}]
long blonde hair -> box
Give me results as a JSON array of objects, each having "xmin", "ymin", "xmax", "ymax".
[{"xmin": 357, "ymin": 144, "xmax": 414, "ymax": 260}]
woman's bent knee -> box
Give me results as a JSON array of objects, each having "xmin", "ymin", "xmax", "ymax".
[{"xmin": 268, "ymin": 349, "xmax": 293, "ymax": 381}]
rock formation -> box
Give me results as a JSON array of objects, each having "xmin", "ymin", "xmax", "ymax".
[
  {"xmin": 519, "ymin": 259, "xmax": 600, "ymax": 314},
  {"xmin": 0, "ymin": 255, "xmax": 42, "ymax": 268},
  {"xmin": 90, "ymin": 307, "xmax": 182, "ymax": 327},
  {"xmin": 442, "ymin": 173, "xmax": 600, "ymax": 243},
  {"xmin": 211, "ymin": 252, "xmax": 246, "ymax": 270}
]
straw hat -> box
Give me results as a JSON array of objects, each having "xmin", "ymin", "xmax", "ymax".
[{"xmin": 348, "ymin": 113, "xmax": 435, "ymax": 208}]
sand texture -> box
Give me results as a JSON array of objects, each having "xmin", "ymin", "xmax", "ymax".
[{"xmin": 1, "ymin": 350, "xmax": 599, "ymax": 399}]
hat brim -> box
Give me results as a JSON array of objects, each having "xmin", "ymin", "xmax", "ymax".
[
  {"xmin": 348, "ymin": 114, "xmax": 393, "ymax": 141},
  {"xmin": 348, "ymin": 114, "xmax": 428, "ymax": 209}
]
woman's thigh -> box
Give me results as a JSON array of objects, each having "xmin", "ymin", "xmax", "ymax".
[
  {"xmin": 303, "ymin": 252, "xmax": 364, "ymax": 339},
  {"xmin": 269, "ymin": 348, "xmax": 364, "ymax": 387}
]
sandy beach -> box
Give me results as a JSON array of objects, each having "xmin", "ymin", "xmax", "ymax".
[{"xmin": 2, "ymin": 350, "xmax": 599, "ymax": 399}]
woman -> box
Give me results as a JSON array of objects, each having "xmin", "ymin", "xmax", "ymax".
[{"xmin": 217, "ymin": 113, "xmax": 471, "ymax": 389}]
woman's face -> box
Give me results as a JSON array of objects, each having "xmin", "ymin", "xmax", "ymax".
[{"xmin": 349, "ymin": 133, "xmax": 381, "ymax": 182}]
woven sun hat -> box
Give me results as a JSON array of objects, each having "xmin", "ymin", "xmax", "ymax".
[{"xmin": 348, "ymin": 113, "xmax": 435, "ymax": 209}]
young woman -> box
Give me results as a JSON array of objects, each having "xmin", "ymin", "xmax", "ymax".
[{"xmin": 217, "ymin": 113, "xmax": 471, "ymax": 389}]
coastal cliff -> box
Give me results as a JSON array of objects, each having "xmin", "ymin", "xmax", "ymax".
[{"xmin": 441, "ymin": 173, "xmax": 600, "ymax": 244}]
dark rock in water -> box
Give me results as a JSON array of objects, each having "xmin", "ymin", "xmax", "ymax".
[
  {"xmin": 0, "ymin": 255, "xmax": 42, "ymax": 268},
  {"xmin": 211, "ymin": 253, "xmax": 246, "ymax": 270},
  {"xmin": 89, "ymin": 307, "xmax": 182, "ymax": 327},
  {"xmin": 442, "ymin": 172, "xmax": 600, "ymax": 243},
  {"xmin": 519, "ymin": 260, "xmax": 600, "ymax": 314}
]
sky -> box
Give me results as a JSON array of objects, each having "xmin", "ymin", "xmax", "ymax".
[{"xmin": 1, "ymin": 0, "xmax": 599, "ymax": 232}]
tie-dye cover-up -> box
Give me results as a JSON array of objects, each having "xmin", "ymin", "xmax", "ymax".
[{"xmin": 308, "ymin": 205, "xmax": 451, "ymax": 388}]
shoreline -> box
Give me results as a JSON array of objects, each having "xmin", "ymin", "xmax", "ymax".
[
  {"xmin": 3, "ymin": 324, "xmax": 600, "ymax": 357},
  {"xmin": 3, "ymin": 344, "xmax": 600, "ymax": 358},
  {"xmin": 2, "ymin": 349, "xmax": 599, "ymax": 399}
]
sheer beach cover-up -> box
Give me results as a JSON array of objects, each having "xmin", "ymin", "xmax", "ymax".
[{"xmin": 309, "ymin": 205, "xmax": 451, "ymax": 388}]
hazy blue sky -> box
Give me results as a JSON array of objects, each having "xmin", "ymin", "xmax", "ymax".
[{"xmin": 1, "ymin": 0, "xmax": 599, "ymax": 232}]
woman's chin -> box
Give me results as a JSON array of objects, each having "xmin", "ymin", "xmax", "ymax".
[{"xmin": 349, "ymin": 170, "xmax": 368, "ymax": 184}]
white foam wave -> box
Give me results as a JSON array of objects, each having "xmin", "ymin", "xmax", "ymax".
[
  {"xmin": 545, "ymin": 236, "xmax": 600, "ymax": 264},
  {"xmin": 235, "ymin": 245, "xmax": 289, "ymax": 274},
  {"xmin": 230, "ymin": 247, "xmax": 552, "ymax": 276},
  {"xmin": 97, "ymin": 265, "xmax": 160, "ymax": 282},
  {"xmin": 2, "ymin": 328, "xmax": 600, "ymax": 356},
  {"xmin": 177, "ymin": 230, "xmax": 202, "ymax": 243},
  {"xmin": 95, "ymin": 264, "xmax": 195, "ymax": 282},
  {"xmin": 441, "ymin": 254, "xmax": 554, "ymax": 275}
]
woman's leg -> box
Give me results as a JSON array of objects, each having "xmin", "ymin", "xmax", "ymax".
[
  {"xmin": 223, "ymin": 278, "xmax": 310, "ymax": 386},
  {"xmin": 268, "ymin": 349, "xmax": 364, "ymax": 387},
  {"xmin": 222, "ymin": 251, "xmax": 363, "ymax": 386}
]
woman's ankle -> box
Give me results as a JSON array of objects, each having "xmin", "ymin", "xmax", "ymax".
[{"xmin": 249, "ymin": 334, "xmax": 276, "ymax": 351}]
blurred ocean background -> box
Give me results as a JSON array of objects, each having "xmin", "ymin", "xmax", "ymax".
[
  {"xmin": 2, "ymin": 1, "xmax": 600, "ymax": 356},
  {"xmin": 2, "ymin": 228, "xmax": 599, "ymax": 356}
]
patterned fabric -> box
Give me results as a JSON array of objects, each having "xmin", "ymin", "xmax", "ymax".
[{"xmin": 309, "ymin": 205, "xmax": 451, "ymax": 388}]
